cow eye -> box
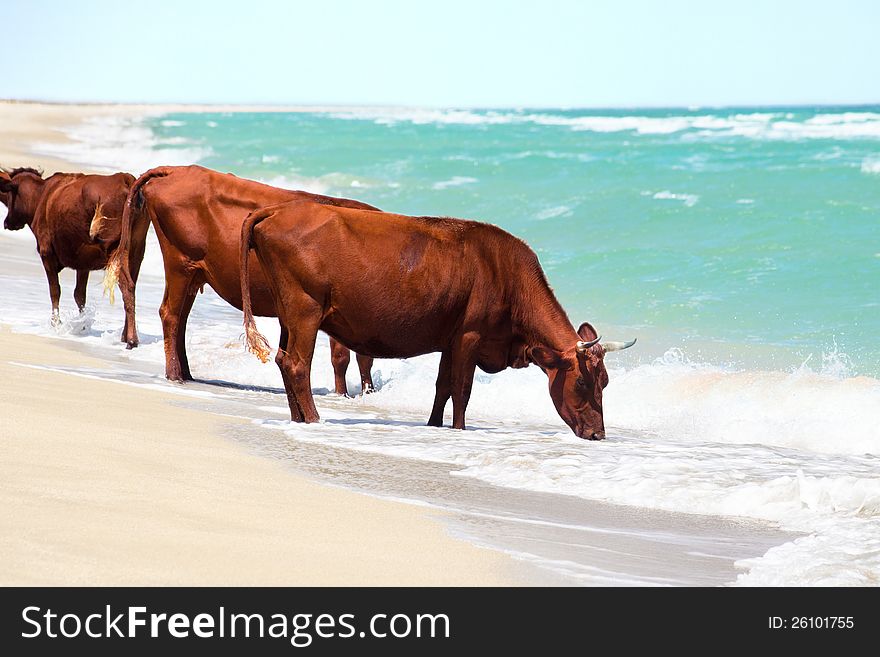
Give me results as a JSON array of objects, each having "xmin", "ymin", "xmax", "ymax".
[{"xmin": 575, "ymin": 377, "xmax": 585, "ymax": 388}]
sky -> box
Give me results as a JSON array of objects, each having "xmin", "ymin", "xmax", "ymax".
[{"xmin": 2, "ymin": 0, "xmax": 878, "ymax": 107}]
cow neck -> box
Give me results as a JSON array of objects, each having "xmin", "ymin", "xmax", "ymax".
[{"xmin": 510, "ymin": 272, "xmax": 579, "ymax": 354}]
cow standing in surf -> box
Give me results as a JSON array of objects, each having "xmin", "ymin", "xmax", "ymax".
[
  {"xmin": 240, "ymin": 200, "xmax": 635, "ymax": 438},
  {"xmin": 0, "ymin": 167, "xmax": 135, "ymax": 324},
  {"xmin": 111, "ymin": 165, "xmax": 377, "ymax": 395}
]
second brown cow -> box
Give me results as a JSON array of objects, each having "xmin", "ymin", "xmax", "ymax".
[{"xmin": 112, "ymin": 165, "xmax": 378, "ymax": 395}]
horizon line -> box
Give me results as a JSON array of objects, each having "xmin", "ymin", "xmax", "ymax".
[{"xmin": 3, "ymin": 98, "xmax": 880, "ymax": 112}]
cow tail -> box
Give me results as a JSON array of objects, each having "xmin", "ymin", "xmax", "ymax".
[
  {"xmin": 111, "ymin": 167, "xmax": 172, "ymax": 347},
  {"xmin": 240, "ymin": 208, "xmax": 273, "ymax": 363}
]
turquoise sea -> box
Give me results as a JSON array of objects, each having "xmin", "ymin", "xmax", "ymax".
[{"xmin": 150, "ymin": 106, "xmax": 880, "ymax": 376}]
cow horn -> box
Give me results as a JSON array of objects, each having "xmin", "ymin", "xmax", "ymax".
[
  {"xmin": 576, "ymin": 336, "xmax": 601, "ymax": 353},
  {"xmin": 602, "ymin": 338, "xmax": 637, "ymax": 352}
]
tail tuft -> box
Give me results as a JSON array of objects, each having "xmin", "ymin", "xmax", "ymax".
[
  {"xmin": 102, "ymin": 259, "xmax": 119, "ymax": 305},
  {"xmin": 243, "ymin": 324, "xmax": 272, "ymax": 363}
]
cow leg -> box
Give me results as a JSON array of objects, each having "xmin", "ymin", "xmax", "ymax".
[
  {"xmin": 276, "ymin": 325, "xmax": 305, "ymax": 422},
  {"xmin": 450, "ymin": 332, "xmax": 480, "ymax": 430},
  {"xmin": 74, "ymin": 269, "xmax": 89, "ymax": 312},
  {"xmin": 119, "ymin": 208, "xmax": 151, "ymax": 348},
  {"xmin": 329, "ymin": 337, "xmax": 351, "ymax": 396},
  {"xmin": 280, "ymin": 304, "xmax": 322, "ymax": 423},
  {"xmin": 275, "ymin": 323, "xmax": 301, "ymax": 417},
  {"xmin": 357, "ymin": 353, "xmax": 375, "ymax": 394},
  {"xmin": 427, "ymin": 350, "xmax": 453, "ymax": 427},
  {"xmin": 41, "ymin": 257, "xmax": 62, "ymax": 326},
  {"xmin": 174, "ymin": 274, "xmax": 202, "ymax": 381},
  {"xmin": 160, "ymin": 269, "xmax": 200, "ymax": 382}
]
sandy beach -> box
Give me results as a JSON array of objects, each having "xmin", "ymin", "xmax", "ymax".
[
  {"xmin": 0, "ymin": 100, "xmax": 522, "ymax": 585},
  {"xmin": 0, "ymin": 328, "xmax": 521, "ymax": 586}
]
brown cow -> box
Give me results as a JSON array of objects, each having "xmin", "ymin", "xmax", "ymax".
[
  {"xmin": 240, "ymin": 200, "xmax": 636, "ymax": 438},
  {"xmin": 0, "ymin": 167, "xmax": 135, "ymax": 323},
  {"xmin": 111, "ymin": 165, "xmax": 377, "ymax": 395},
  {"xmin": 0, "ymin": 170, "xmax": 9, "ymax": 214}
]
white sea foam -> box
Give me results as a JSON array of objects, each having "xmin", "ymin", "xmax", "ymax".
[
  {"xmin": 861, "ymin": 156, "xmax": 880, "ymax": 174},
  {"xmin": 261, "ymin": 172, "xmax": 385, "ymax": 194},
  {"xmin": 259, "ymin": 174, "xmax": 330, "ymax": 195},
  {"xmin": 30, "ymin": 114, "xmax": 212, "ymax": 174},
  {"xmin": 326, "ymin": 108, "xmax": 880, "ymax": 141},
  {"xmin": 652, "ymin": 190, "xmax": 699, "ymax": 207},
  {"xmin": 607, "ymin": 348, "xmax": 880, "ymax": 456},
  {"xmin": 432, "ymin": 176, "xmax": 478, "ymax": 190},
  {"xmin": 534, "ymin": 205, "xmax": 572, "ymax": 220}
]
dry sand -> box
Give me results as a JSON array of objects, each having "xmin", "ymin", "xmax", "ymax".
[{"xmin": 0, "ymin": 100, "xmax": 521, "ymax": 586}]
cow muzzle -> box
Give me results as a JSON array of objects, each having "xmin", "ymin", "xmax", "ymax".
[{"xmin": 575, "ymin": 424, "xmax": 605, "ymax": 441}]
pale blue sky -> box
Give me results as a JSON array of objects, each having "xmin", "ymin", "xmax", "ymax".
[{"xmin": 3, "ymin": 0, "xmax": 878, "ymax": 107}]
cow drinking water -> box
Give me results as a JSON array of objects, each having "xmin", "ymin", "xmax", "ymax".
[{"xmin": 240, "ymin": 200, "xmax": 635, "ymax": 438}]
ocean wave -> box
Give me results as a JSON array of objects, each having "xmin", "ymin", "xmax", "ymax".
[
  {"xmin": 607, "ymin": 348, "xmax": 880, "ymax": 456},
  {"xmin": 651, "ymin": 190, "xmax": 699, "ymax": 207},
  {"xmin": 734, "ymin": 518, "xmax": 880, "ymax": 586},
  {"xmin": 259, "ymin": 171, "xmax": 380, "ymax": 195},
  {"xmin": 30, "ymin": 114, "xmax": 211, "ymax": 174},
  {"xmin": 861, "ymin": 156, "xmax": 880, "ymax": 174},
  {"xmin": 431, "ymin": 176, "xmax": 478, "ymax": 190},
  {"xmin": 259, "ymin": 174, "xmax": 331, "ymax": 195},
  {"xmin": 325, "ymin": 107, "xmax": 880, "ymax": 140},
  {"xmin": 534, "ymin": 205, "xmax": 573, "ymax": 220}
]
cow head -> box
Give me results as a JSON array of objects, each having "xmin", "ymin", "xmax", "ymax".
[
  {"xmin": 530, "ymin": 321, "xmax": 635, "ymax": 440},
  {"xmin": 0, "ymin": 168, "xmax": 43, "ymax": 231}
]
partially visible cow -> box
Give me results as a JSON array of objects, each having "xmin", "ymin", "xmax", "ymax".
[
  {"xmin": 240, "ymin": 200, "xmax": 636, "ymax": 438},
  {"xmin": 0, "ymin": 170, "xmax": 9, "ymax": 213},
  {"xmin": 0, "ymin": 167, "xmax": 135, "ymax": 323},
  {"xmin": 110, "ymin": 165, "xmax": 377, "ymax": 395}
]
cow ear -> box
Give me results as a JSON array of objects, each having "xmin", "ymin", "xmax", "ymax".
[
  {"xmin": 577, "ymin": 321, "xmax": 599, "ymax": 342},
  {"xmin": 529, "ymin": 346, "xmax": 566, "ymax": 370},
  {"xmin": 0, "ymin": 178, "xmax": 13, "ymax": 194}
]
